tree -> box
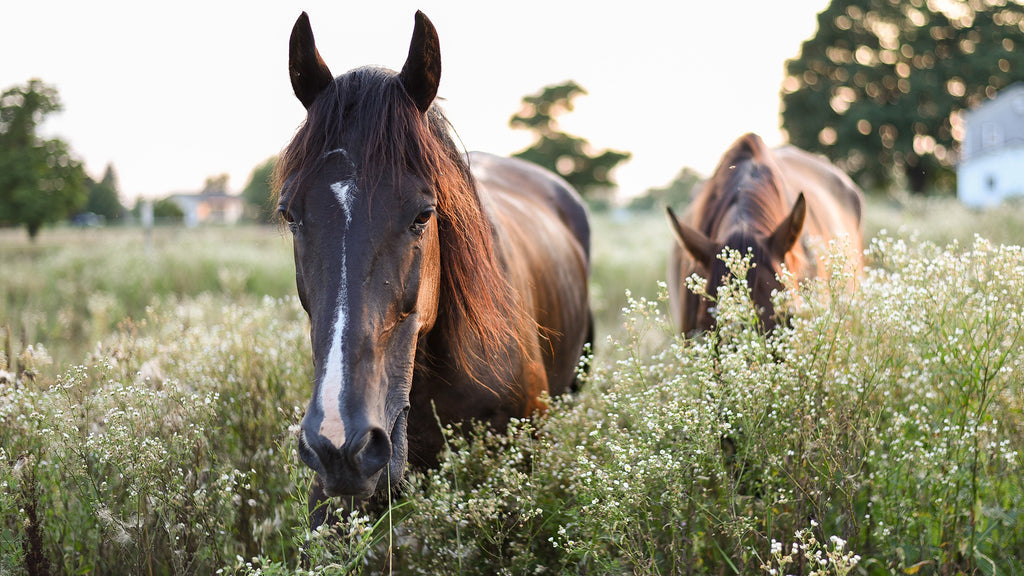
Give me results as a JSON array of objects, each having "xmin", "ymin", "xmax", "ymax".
[
  {"xmin": 0, "ymin": 79, "xmax": 87, "ymax": 238},
  {"xmin": 781, "ymin": 0, "xmax": 1024, "ymax": 193},
  {"xmin": 627, "ymin": 167, "xmax": 704, "ymax": 212},
  {"xmin": 242, "ymin": 157, "xmax": 276, "ymax": 223},
  {"xmin": 202, "ymin": 174, "xmax": 230, "ymax": 195},
  {"xmin": 152, "ymin": 198, "xmax": 184, "ymax": 222},
  {"xmin": 85, "ymin": 163, "xmax": 124, "ymax": 222},
  {"xmin": 510, "ymin": 81, "xmax": 631, "ymax": 203}
]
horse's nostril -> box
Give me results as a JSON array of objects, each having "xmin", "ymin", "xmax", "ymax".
[{"xmin": 347, "ymin": 427, "xmax": 391, "ymax": 478}]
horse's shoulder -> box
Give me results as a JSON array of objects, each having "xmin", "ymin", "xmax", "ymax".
[
  {"xmin": 467, "ymin": 151, "xmax": 590, "ymax": 256},
  {"xmin": 773, "ymin": 145, "xmax": 863, "ymax": 224}
]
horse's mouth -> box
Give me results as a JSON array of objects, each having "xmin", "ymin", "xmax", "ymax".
[
  {"xmin": 298, "ymin": 406, "xmax": 410, "ymax": 499},
  {"xmin": 318, "ymin": 474, "xmax": 378, "ymax": 500}
]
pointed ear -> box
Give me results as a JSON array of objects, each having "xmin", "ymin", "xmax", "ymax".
[
  {"xmin": 666, "ymin": 206, "xmax": 717, "ymax": 264},
  {"xmin": 770, "ymin": 192, "xmax": 807, "ymax": 260},
  {"xmin": 289, "ymin": 12, "xmax": 334, "ymax": 109},
  {"xmin": 399, "ymin": 11, "xmax": 441, "ymax": 114}
]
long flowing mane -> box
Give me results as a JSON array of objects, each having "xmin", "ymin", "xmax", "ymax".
[
  {"xmin": 697, "ymin": 133, "xmax": 790, "ymax": 239},
  {"xmin": 273, "ymin": 67, "xmax": 528, "ymax": 387}
]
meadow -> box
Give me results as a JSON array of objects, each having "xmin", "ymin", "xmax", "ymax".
[{"xmin": 2, "ymin": 195, "xmax": 1024, "ymax": 575}]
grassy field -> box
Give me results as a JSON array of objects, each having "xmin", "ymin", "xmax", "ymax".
[{"xmin": 2, "ymin": 196, "xmax": 1024, "ymax": 574}]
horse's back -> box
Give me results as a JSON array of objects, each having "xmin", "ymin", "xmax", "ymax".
[
  {"xmin": 773, "ymin": 145, "xmax": 864, "ymax": 269},
  {"xmin": 467, "ymin": 151, "xmax": 590, "ymax": 260},
  {"xmin": 466, "ymin": 151, "xmax": 591, "ymax": 397},
  {"xmin": 773, "ymin": 145, "xmax": 862, "ymax": 223}
]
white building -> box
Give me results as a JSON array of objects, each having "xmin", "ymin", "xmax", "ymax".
[
  {"xmin": 958, "ymin": 83, "xmax": 1024, "ymax": 208},
  {"xmin": 168, "ymin": 190, "xmax": 246, "ymax": 227}
]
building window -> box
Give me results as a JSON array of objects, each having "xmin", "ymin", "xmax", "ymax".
[{"xmin": 982, "ymin": 123, "xmax": 1003, "ymax": 149}]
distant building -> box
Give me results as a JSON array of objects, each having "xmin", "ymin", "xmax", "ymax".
[
  {"xmin": 167, "ymin": 189, "xmax": 245, "ymax": 227},
  {"xmin": 958, "ymin": 83, "xmax": 1024, "ymax": 208}
]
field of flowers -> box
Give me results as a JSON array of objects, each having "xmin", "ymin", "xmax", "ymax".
[{"xmin": 2, "ymin": 196, "xmax": 1024, "ymax": 575}]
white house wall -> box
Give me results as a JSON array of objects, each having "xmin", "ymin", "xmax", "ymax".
[{"xmin": 957, "ymin": 146, "xmax": 1024, "ymax": 208}]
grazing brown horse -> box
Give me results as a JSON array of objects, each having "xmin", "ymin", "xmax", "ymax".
[
  {"xmin": 666, "ymin": 133, "xmax": 863, "ymax": 335},
  {"xmin": 275, "ymin": 12, "xmax": 592, "ymax": 524}
]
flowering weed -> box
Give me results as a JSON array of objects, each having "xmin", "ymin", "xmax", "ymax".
[{"xmin": 3, "ymin": 216, "xmax": 1024, "ymax": 574}]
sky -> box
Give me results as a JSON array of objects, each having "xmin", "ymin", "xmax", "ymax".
[{"xmin": 2, "ymin": 0, "xmax": 830, "ymax": 202}]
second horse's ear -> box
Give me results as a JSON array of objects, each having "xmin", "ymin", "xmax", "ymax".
[
  {"xmin": 399, "ymin": 11, "xmax": 441, "ymax": 114},
  {"xmin": 666, "ymin": 206, "xmax": 718, "ymax": 265},
  {"xmin": 289, "ymin": 12, "xmax": 334, "ymax": 109},
  {"xmin": 770, "ymin": 192, "xmax": 807, "ymax": 260}
]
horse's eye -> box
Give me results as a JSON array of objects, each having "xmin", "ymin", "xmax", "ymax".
[
  {"xmin": 278, "ymin": 205, "xmax": 300, "ymax": 234},
  {"xmin": 410, "ymin": 208, "xmax": 434, "ymax": 234},
  {"xmin": 274, "ymin": 200, "xmax": 290, "ymax": 220}
]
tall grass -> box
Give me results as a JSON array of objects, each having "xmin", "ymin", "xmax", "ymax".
[
  {"xmin": 0, "ymin": 226, "xmax": 296, "ymax": 375},
  {"xmin": 1, "ymin": 295, "xmax": 313, "ymax": 574},
  {"xmin": 2, "ymin": 197, "xmax": 1024, "ymax": 574}
]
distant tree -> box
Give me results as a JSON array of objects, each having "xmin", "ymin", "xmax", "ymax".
[
  {"xmin": 242, "ymin": 157, "xmax": 276, "ymax": 223},
  {"xmin": 0, "ymin": 79, "xmax": 87, "ymax": 238},
  {"xmin": 628, "ymin": 167, "xmax": 704, "ymax": 212},
  {"xmin": 510, "ymin": 81, "xmax": 631, "ymax": 202},
  {"xmin": 202, "ymin": 174, "xmax": 230, "ymax": 195},
  {"xmin": 152, "ymin": 197, "xmax": 184, "ymax": 222},
  {"xmin": 85, "ymin": 163, "xmax": 124, "ymax": 221},
  {"xmin": 782, "ymin": 0, "xmax": 1024, "ymax": 193}
]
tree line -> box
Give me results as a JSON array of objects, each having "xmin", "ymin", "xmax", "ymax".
[
  {"xmin": 5, "ymin": 0, "xmax": 1024, "ymax": 237},
  {"xmin": 0, "ymin": 75, "xmax": 630, "ymax": 238}
]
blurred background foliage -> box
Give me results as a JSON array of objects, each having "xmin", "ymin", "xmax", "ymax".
[
  {"xmin": 780, "ymin": 0, "xmax": 1024, "ymax": 194},
  {"xmin": 509, "ymin": 80, "xmax": 632, "ymax": 209},
  {"xmin": 0, "ymin": 80, "xmax": 87, "ymax": 239}
]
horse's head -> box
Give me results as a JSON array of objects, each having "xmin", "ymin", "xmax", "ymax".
[
  {"xmin": 277, "ymin": 11, "xmax": 446, "ymax": 499},
  {"xmin": 666, "ymin": 192, "xmax": 806, "ymax": 333}
]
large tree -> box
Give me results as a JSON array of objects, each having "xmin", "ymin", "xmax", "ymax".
[
  {"xmin": 0, "ymin": 79, "xmax": 87, "ymax": 237},
  {"xmin": 781, "ymin": 0, "xmax": 1024, "ymax": 193},
  {"xmin": 85, "ymin": 163, "xmax": 124, "ymax": 222},
  {"xmin": 510, "ymin": 81, "xmax": 631, "ymax": 202}
]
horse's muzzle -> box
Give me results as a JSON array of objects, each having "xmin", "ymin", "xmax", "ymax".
[{"xmin": 298, "ymin": 408, "xmax": 409, "ymax": 499}]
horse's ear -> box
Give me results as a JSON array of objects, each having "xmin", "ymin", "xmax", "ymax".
[
  {"xmin": 399, "ymin": 11, "xmax": 441, "ymax": 114},
  {"xmin": 770, "ymin": 192, "xmax": 807, "ymax": 259},
  {"xmin": 666, "ymin": 206, "xmax": 717, "ymax": 265},
  {"xmin": 289, "ymin": 12, "xmax": 334, "ymax": 110}
]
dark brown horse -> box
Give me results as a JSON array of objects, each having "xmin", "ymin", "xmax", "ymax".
[
  {"xmin": 275, "ymin": 12, "xmax": 592, "ymax": 523},
  {"xmin": 666, "ymin": 133, "xmax": 863, "ymax": 335}
]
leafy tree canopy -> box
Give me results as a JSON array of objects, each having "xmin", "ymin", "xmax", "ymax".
[
  {"xmin": 510, "ymin": 81, "xmax": 631, "ymax": 203},
  {"xmin": 152, "ymin": 197, "xmax": 184, "ymax": 221},
  {"xmin": 627, "ymin": 167, "xmax": 704, "ymax": 212},
  {"xmin": 782, "ymin": 0, "xmax": 1024, "ymax": 193},
  {"xmin": 202, "ymin": 174, "xmax": 230, "ymax": 195},
  {"xmin": 85, "ymin": 163, "xmax": 124, "ymax": 222},
  {"xmin": 0, "ymin": 79, "xmax": 87, "ymax": 238},
  {"xmin": 242, "ymin": 156, "xmax": 276, "ymax": 223}
]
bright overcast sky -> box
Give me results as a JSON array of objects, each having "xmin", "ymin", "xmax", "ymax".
[{"xmin": 2, "ymin": 0, "xmax": 829, "ymax": 202}]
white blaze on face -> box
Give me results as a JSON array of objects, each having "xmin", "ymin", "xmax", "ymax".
[{"xmin": 318, "ymin": 176, "xmax": 355, "ymax": 449}]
